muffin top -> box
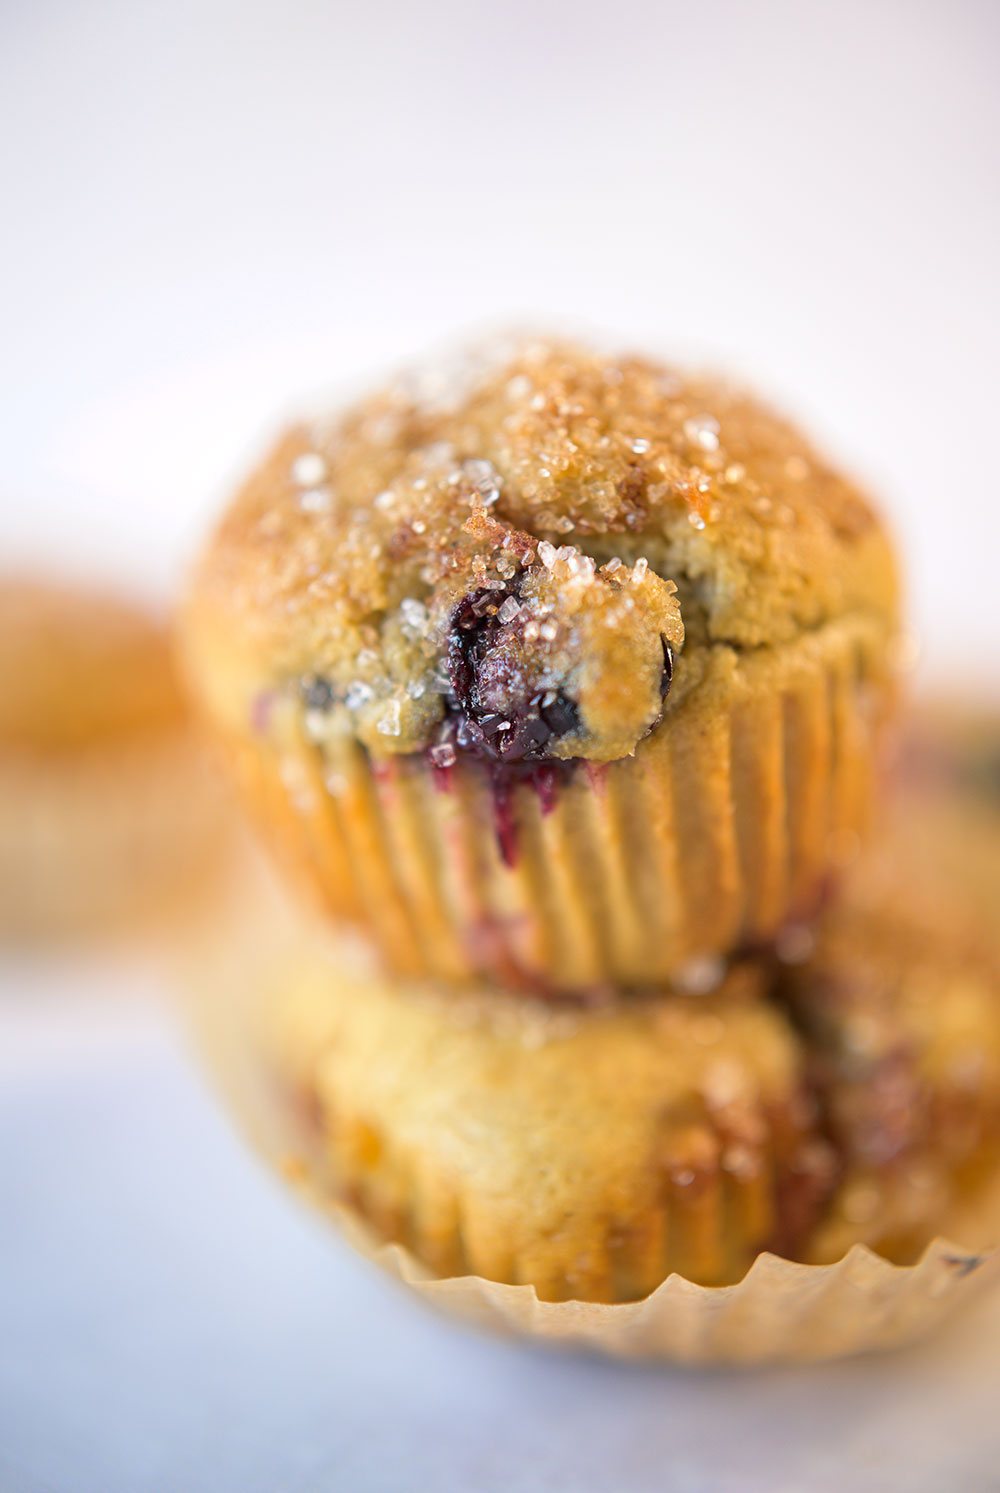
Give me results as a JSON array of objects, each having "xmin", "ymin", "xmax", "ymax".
[
  {"xmin": 0, "ymin": 579, "xmax": 185, "ymax": 753},
  {"xmin": 185, "ymin": 338, "xmax": 898, "ymax": 763},
  {"xmin": 267, "ymin": 944, "xmax": 828, "ymax": 1289},
  {"xmin": 265, "ymin": 837, "xmax": 1000, "ymax": 1282}
]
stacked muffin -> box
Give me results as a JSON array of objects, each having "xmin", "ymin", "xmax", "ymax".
[
  {"xmin": 180, "ymin": 340, "xmax": 1000, "ymax": 1309},
  {"xmin": 0, "ymin": 578, "xmax": 226, "ymax": 942}
]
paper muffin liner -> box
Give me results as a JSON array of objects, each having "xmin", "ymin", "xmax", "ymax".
[
  {"xmin": 244, "ymin": 611, "xmax": 895, "ymax": 992},
  {"xmin": 182, "ymin": 847, "xmax": 1000, "ymax": 1366},
  {"xmin": 0, "ymin": 727, "xmax": 227, "ymax": 942}
]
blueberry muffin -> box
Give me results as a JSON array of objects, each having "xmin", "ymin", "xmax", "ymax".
[
  {"xmin": 181, "ymin": 339, "xmax": 900, "ymax": 991},
  {"xmin": 0, "ymin": 578, "xmax": 224, "ymax": 941},
  {"xmin": 265, "ymin": 951, "xmax": 830, "ymax": 1298},
  {"xmin": 247, "ymin": 856, "xmax": 1000, "ymax": 1303}
]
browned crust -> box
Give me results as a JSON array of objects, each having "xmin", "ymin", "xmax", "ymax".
[
  {"xmin": 180, "ymin": 338, "xmax": 899, "ymax": 767},
  {"xmin": 258, "ymin": 854, "xmax": 1000, "ymax": 1300}
]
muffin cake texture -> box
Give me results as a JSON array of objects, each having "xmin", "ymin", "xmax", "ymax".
[
  {"xmin": 0, "ymin": 578, "xmax": 222, "ymax": 940},
  {"xmin": 266, "ymin": 952, "xmax": 830, "ymax": 1299},
  {"xmin": 254, "ymin": 861, "xmax": 1000, "ymax": 1304},
  {"xmin": 181, "ymin": 339, "xmax": 900, "ymax": 991},
  {"xmin": 784, "ymin": 897, "xmax": 1000, "ymax": 1266}
]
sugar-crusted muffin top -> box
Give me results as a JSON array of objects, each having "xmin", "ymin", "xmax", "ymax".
[
  {"xmin": 0, "ymin": 579, "xmax": 185, "ymax": 752},
  {"xmin": 186, "ymin": 338, "xmax": 898, "ymax": 762}
]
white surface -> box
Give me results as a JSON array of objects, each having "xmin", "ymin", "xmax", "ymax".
[{"xmin": 2, "ymin": 964, "xmax": 1000, "ymax": 1493}]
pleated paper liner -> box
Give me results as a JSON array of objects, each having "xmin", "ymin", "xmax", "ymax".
[
  {"xmin": 183, "ymin": 844, "xmax": 1000, "ymax": 1367},
  {"xmin": 0, "ymin": 726, "xmax": 229, "ymax": 944},
  {"xmin": 311, "ymin": 1217, "xmax": 1000, "ymax": 1366},
  {"xmin": 237, "ymin": 608, "xmax": 897, "ymax": 994}
]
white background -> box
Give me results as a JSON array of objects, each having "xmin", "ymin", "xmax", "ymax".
[
  {"xmin": 2, "ymin": 2, "xmax": 1000, "ymax": 1489},
  {"xmin": 2, "ymin": 0, "xmax": 999, "ymax": 680}
]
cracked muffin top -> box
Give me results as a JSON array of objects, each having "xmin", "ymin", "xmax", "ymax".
[{"xmin": 184, "ymin": 338, "xmax": 899, "ymax": 763}]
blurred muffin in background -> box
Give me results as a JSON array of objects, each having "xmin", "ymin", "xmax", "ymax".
[
  {"xmin": 886, "ymin": 700, "xmax": 1000, "ymax": 960},
  {"xmin": 780, "ymin": 872, "xmax": 1000, "ymax": 1268},
  {"xmin": 0, "ymin": 578, "xmax": 227, "ymax": 945}
]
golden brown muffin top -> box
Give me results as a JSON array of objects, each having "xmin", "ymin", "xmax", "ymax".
[
  {"xmin": 185, "ymin": 338, "xmax": 898, "ymax": 762},
  {"xmin": 0, "ymin": 579, "xmax": 186, "ymax": 753},
  {"xmin": 264, "ymin": 842, "xmax": 1000, "ymax": 1286},
  {"xmin": 268, "ymin": 946, "xmax": 826, "ymax": 1290}
]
